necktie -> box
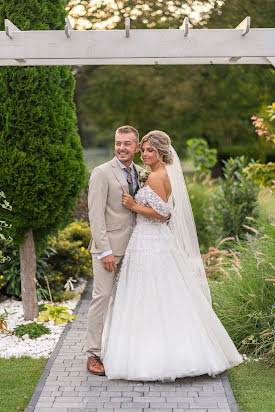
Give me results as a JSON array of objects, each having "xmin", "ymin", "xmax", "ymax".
[{"xmin": 125, "ymin": 167, "xmax": 133, "ymax": 196}]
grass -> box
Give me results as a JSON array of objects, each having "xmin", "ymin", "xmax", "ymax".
[
  {"xmin": 228, "ymin": 360, "xmax": 275, "ymax": 412},
  {"xmin": 0, "ymin": 356, "xmax": 48, "ymax": 411}
]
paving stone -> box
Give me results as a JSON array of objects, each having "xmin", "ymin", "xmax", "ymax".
[
  {"xmin": 68, "ymin": 409, "xmax": 96, "ymax": 412},
  {"xmin": 115, "ymin": 409, "xmax": 143, "ymax": 412},
  {"xmin": 54, "ymin": 396, "xmax": 83, "ymax": 402},
  {"xmin": 144, "ymin": 409, "xmax": 172, "ymax": 412},
  {"xmin": 149, "ymin": 403, "xmax": 178, "ymax": 408},
  {"xmin": 52, "ymin": 402, "xmax": 87, "ymax": 408},
  {"xmin": 121, "ymin": 402, "xmax": 150, "ymax": 408},
  {"xmin": 208, "ymin": 410, "xmax": 231, "ymax": 412},
  {"xmin": 35, "ymin": 401, "xmax": 54, "ymax": 407},
  {"xmin": 35, "ymin": 408, "xmax": 68, "ymax": 412},
  {"xmin": 180, "ymin": 409, "xmax": 207, "ymax": 412}
]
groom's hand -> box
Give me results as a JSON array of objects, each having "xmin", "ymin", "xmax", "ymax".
[
  {"xmin": 102, "ymin": 254, "xmax": 117, "ymax": 272},
  {"xmin": 122, "ymin": 192, "xmax": 135, "ymax": 209}
]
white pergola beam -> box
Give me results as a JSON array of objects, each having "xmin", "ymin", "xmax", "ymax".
[
  {"xmin": 0, "ymin": 24, "xmax": 274, "ymax": 66},
  {"xmin": 0, "ymin": 57, "xmax": 270, "ymax": 66}
]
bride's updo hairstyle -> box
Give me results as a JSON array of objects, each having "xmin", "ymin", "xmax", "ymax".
[{"xmin": 141, "ymin": 130, "xmax": 174, "ymax": 165}]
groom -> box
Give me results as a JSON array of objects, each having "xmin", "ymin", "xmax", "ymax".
[{"xmin": 86, "ymin": 125, "xmax": 142, "ymax": 375}]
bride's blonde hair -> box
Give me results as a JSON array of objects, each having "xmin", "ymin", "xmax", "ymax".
[{"xmin": 140, "ymin": 130, "xmax": 174, "ymax": 165}]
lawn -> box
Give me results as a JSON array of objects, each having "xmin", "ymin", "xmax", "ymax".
[
  {"xmin": 227, "ymin": 360, "xmax": 275, "ymax": 412},
  {"xmin": 0, "ymin": 356, "xmax": 48, "ymax": 411}
]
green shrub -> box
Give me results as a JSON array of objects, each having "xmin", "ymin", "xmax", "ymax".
[
  {"xmin": 0, "ymin": 244, "xmax": 54, "ymax": 299},
  {"xmin": 187, "ymin": 176, "xmax": 218, "ymax": 253},
  {"xmin": 0, "ymin": 220, "xmax": 92, "ymax": 301},
  {"xmin": 210, "ymin": 214, "xmax": 275, "ymax": 365},
  {"xmin": 14, "ymin": 322, "xmax": 51, "ymax": 339},
  {"xmin": 47, "ymin": 220, "xmax": 93, "ymax": 284},
  {"xmin": 187, "ymin": 138, "xmax": 217, "ymax": 174},
  {"xmin": 206, "ymin": 156, "xmax": 260, "ymax": 245}
]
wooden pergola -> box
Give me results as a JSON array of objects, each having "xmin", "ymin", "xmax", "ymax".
[{"xmin": 1, "ymin": 16, "xmax": 275, "ymax": 67}]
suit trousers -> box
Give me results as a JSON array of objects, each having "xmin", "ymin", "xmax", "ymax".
[{"xmin": 86, "ymin": 254, "xmax": 124, "ymax": 358}]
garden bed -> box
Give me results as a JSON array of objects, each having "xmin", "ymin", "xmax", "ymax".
[{"xmin": 0, "ymin": 279, "xmax": 87, "ymax": 359}]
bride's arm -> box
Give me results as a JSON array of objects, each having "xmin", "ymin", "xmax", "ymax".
[
  {"xmin": 123, "ymin": 194, "xmax": 167, "ymax": 220},
  {"xmin": 122, "ymin": 174, "xmax": 170, "ymax": 220}
]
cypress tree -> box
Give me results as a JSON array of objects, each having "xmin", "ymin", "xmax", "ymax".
[{"xmin": 0, "ymin": 1, "xmax": 86, "ymax": 319}]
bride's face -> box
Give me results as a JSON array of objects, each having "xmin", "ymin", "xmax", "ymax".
[{"xmin": 141, "ymin": 141, "xmax": 160, "ymax": 167}]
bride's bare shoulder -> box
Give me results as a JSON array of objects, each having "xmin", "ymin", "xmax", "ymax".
[{"xmin": 146, "ymin": 172, "xmax": 167, "ymax": 202}]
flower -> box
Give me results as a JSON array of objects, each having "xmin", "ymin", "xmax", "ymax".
[
  {"xmin": 81, "ymin": 246, "xmax": 85, "ymax": 251},
  {"xmin": 138, "ymin": 169, "xmax": 151, "ymax": 184},
  {"xmin": 64, "ymin": 277, "xmax": 77, "ymax": 291}
]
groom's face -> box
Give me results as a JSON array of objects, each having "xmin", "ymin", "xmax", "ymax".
[{"xmin": 115, "ymin": 132, "xmax": 140, "ymax": 166}]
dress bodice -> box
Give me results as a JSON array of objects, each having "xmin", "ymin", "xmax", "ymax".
[{"xmin": 134, "ymin": 185, "xmax": 171, "ymax": 224}]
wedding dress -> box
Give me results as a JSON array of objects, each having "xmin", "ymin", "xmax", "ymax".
[{"xmin": 101, "ymin": 185, "xmax": 243, "ymax": 382}]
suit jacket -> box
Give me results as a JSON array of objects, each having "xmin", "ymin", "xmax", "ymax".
[{"xmin": 87, "ymin": 157, "xmax": 143, "ymax": 256}]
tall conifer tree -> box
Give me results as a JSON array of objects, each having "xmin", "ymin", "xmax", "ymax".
[{"xmin": 0, "ymin": 1, "xmax": 86, "ymax": 319}]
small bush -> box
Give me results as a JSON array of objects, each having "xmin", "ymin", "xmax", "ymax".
[
  {"xmin": 14, "ymin": 322, "xmax": 51, "ymax": 339},
  {"xmin": 205, "ymin": 156, "xmax": 260, "ymax": 245},
  {"xmin": 46, "ymin": 220, "xmax": 93, "ymax": 284},
  {"xmin": 37, "ymin": 304, "xmax": 76, "ymax": 325},
  {"xmin": 0, "ymin": 220, "xmax": 92, "ymax": 301},
  {"xmin": 187, "ymin": 176, "xmax": 218, "ymax": 253}
]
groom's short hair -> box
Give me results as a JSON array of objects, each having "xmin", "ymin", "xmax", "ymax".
[{"xmin": 115, "ymin": 125, "xmax": 139, "ymax": 143}]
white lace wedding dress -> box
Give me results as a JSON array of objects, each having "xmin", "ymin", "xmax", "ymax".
[{"xmin": 101, "ymin": 185, "xmax": 243, "ymax": 381}]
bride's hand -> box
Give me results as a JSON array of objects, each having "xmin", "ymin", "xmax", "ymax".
[{"xmin": 122, "ymin": 192, "xmax": 135, "ymax": 210}]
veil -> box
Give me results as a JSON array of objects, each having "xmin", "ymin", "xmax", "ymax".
[{"xmin": 166, "ymin": 146, "xmax": 212, "ymax": 305}]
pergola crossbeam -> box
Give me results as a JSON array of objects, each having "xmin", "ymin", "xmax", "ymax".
[{"xmin": 0, "ymin": 18, "xmax": 274, "ymax": 66}]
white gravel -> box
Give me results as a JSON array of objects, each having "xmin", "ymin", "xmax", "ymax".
[{"xmin": 0, "ymin": 279, "xmax": 87, "ymax": 359}]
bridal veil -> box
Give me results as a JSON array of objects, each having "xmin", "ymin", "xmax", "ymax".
[{"xmin": 166, "ymin": 146, "xmax": 212, "ymax": 305}]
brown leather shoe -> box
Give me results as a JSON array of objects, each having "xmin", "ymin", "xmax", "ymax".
[{"xmin": 87, "ymin": 354, "xmax": 105, "ymax": 376}]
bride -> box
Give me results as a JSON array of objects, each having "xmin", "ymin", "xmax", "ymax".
[{"xmin": 101, "ymin": 130, "xmax": 243, "ymax": 381}]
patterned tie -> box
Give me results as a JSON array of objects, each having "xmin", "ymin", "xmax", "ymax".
[{"xmin": 125, "ymin": 167, "xmax": 134, "ymax": 196}]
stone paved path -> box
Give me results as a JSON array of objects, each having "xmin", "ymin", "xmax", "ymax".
[{"xmin": 26, "ymin": 281, "xmax": 238, "ymax": 412}]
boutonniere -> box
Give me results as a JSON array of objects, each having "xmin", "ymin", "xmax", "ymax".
[{"xmin": 138, "ymin": 169, "xmax": 151, "ymax": 187}]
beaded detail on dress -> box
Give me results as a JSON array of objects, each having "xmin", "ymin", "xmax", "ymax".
[{"xmin": 134, "ymin": 185, "xmax": 170, "ymax": 224}]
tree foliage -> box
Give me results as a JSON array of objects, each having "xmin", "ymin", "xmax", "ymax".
[
  {"xmin": 0, "ymin": 0, "xmax": 86, "ymax": 250},
  {"xmin": 71, "ymin": 0, "xmax": 275, "ymax": 156}
]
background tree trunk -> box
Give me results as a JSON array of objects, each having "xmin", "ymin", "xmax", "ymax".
[{"xmin": 19, "ymin": 229, "xmax": 38, "ymax": 320}]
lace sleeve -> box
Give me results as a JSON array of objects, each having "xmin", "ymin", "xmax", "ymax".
[{"xmin": 145, "ymin": 186, "xmax": 171, "ymax": 217}]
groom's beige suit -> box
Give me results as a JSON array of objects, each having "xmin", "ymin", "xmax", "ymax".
[{"xmin": 86, "ymin": 156, "xmax": 142, "ymax": 357}]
